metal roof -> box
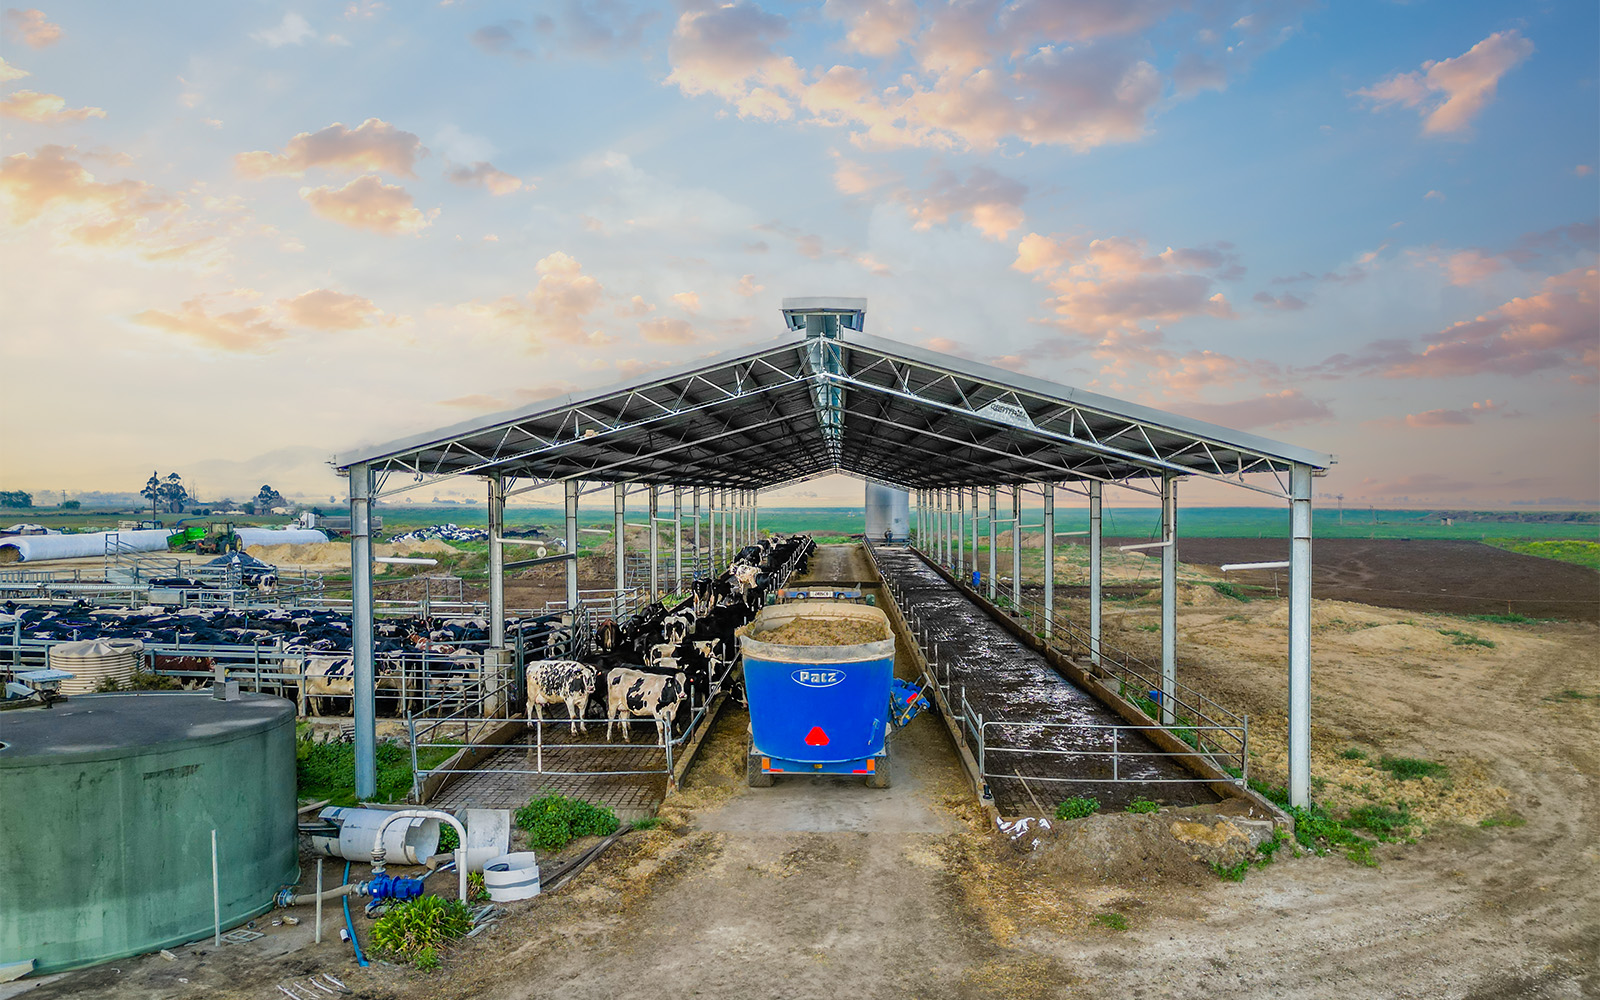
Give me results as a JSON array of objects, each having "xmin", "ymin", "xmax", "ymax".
[{"xmin": 335, "ymin": 326, "xmax": 1334, "ymax": 499}]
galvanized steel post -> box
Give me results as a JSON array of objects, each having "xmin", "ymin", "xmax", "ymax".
[
  {"xmin": 673, "ymin": 487, "xmax": 683, "ymax": 594},
  {"xmin": 1160, "ymin": 475, "xmax": 1177, "ymax": 726},
  {"xmin": 348, "ymin": 463, "xmax": 376, "ymax": 800},
  {"xmin": 648, "ymin": 484, "xmax": 660, "ymax": 600},
  {"xmin": 613, "ymin": 483, "xmax": 626, "ymax": 594},
  {"xmin": 1011, "ymin": 484, "xmax": 1022, "ymax": 608},
  {"xmin": 970, "ymin": 487, "xmax": 979, "ymax": 578},
  {"xmin": 488, "ymin": 473, "xmax": 505, "ymax": 649},
  {"xmin": 752, "ymin": 489, "xmax": 759, "ymax": 541},
  {"xmin": 1043, "ymin": 484, "xmax": 1055, "ymax": 640},
  {"xmin": 564, "ymin": 480, "xmax": 579, "ymax": 611},
  {"xmin": 1089, "ymin": 480, "xmax": 1103, "ymax": 667},
  {"xmin": 987, "ymin": 487, "xmax": 998, "ymax": 599},
  {"xmin": 1289, "ymin": 463, "xmax": 1313, "ymax": 808},
  {"xmin": 692, "ymin": 487, "xmax": 702, "ymax": 578},
  {"xmin": 955, "ymin": 488, "xmax": 964, "ymax": 576}
]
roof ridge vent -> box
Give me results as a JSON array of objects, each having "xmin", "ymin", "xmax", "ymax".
[{"xmin": 781, "ymin": 297, "xmax": 867, "ymax": 339}]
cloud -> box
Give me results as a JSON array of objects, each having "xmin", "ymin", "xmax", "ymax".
[
  {"xmin": 639, "ymin": 317, "xmax": 698, "ymax": 344},
  {"xmin": 133, "ymin": 293, "xmax": 287, "ymax": 352},
  {"xmin": 1252, "ymin": 291, "xmax": 1308, "ymax": 311},
  {"xmin": 899, "ymin": 165, "xmax": 1026, "ymax": 241},
  {"xmin": 532, "ymin": 1, "xmax": 657, "ymax": 54},
  {"xmin": 1318, "ymin": 267, "xmax": 1598, "ymax": 380},
  {"xmin": 665, "ymin": 1, "xmax": 796, "ymax": 106},
  {"xmin": 671, "ymin": 291, "xmax": 700, "ymax": 312},
  {"xmin": 1424, "ymin": 189, "xmax": 1445, "ymax": 201},
  {"xmin": 1437, "ymin": 248, "xmax": 1503, "ymax": 286},
  {"xmin": 1357, "ymin": 472, "xmax": 1481, "ymax": 497},
  {"xmin": 278, "ymin": 289, "xmax": 387, "ymax": 330},
  {"xmin": 1402, "ymin": 399, "xmax": 1500, "ymax": 428},
  {"xmin": 829, "ymin": 152, "xmax": 897, "ymax": 195},
  {"xmin": 299, "ymin": 174, "xmax": 431, "ymax": 234},
  {"xmin": 1577, "ymin": 165, "xmax": 1595, "ymax": 178},
  {"xmin": 459, "ymin": 251, "xmax": 610, "ymax": 348},
  {"xmin": 1017, "ymin": 232, "xmax": 1240, "ymax": 336},
  {"xmin": 0, "ymin": 90, "xmax": 106, "ymax": 123},
  {"xmin": 470, "ymin": 22, "xmax": 528, "ymax": 57},
  {"xmin": 824, "ymin": 0, "xmax": 917, "ymax": 57},
  {"xmin": 252, "ymin": 12, "xmax": 317, "ymax": 48},
  {"xmin": 4, "ymin": 8, "xmax": 60, "ymax": 48},
  {"xmin": 444, "ymin": 160, "xmax": 523, "ymax": 195},
  {"xmin": 236, "ymin": 118, "xmax": 425, "ymax": 178},
  {"xmin": 344, "ymin": 1, "xmax": 386, "ymax": 19},
  {"xmin": 1172, "ymin": 389, "xmax": 1333, "ymax": 430},
  {"xmin": 736, "ymin": 274, "xmax": 764, "ymax": 296},
  {"xmin": 0, "ymin": 56, "xmax": 29, "ymax": 82},
  {"xmin": 1355, "ymin": 30, "xmax": 1533, "ymax": 137}
]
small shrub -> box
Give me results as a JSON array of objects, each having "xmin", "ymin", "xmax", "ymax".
[
  {"xmin": 1378, "ymin": 756, "xmax": 1449, "ymax": 781},
  {"xmin": 1093, "ymin": 913, "xmax": 1128, "ymax": 930},
  {"xmin": 437, "ymin": 822, "xmax": 460, "ymax": 853},
  {"xmin": 369, "ymin": 895, "xmax": 472, "ymax": 968},
  {"xmin": 1125, "ymin": 798, "xmax": 1159, "ymax": 815},
  {"xmin": 1209, "ymin": 581, "xmax": 1250, "ymax": 601},
  {"xmin": 1055, "ymin": 796, "xmax": 1100, "ymax": 821},
  {"xmin": 514, "ymin": 795, "xmax": 619, "ymax": 851},
  {"xmin": 1345, "ymin": 804, "xmax": 1412, "ymax": 840},
  {"xmin": 1285, "ymin": 803, "xmax": 1362, "ymax": 852},
  {"xmin": 1210, "ymin": 859, "xmax": 1249, "ymax": 881},
  {"xmin": 1340, "ymin": 748, "xmax": 1367, "ymax": 760},
  {"xmin": 466, "ymin": 871, "xmax": 489, "ymax": 902},
  {"xmin": 1438, "ymin": 629, "xmax": 1494, "ymax": 648},
  {"xmin": 1255, "ymin": 829, "xmax": 1291, "ymax": 865}
]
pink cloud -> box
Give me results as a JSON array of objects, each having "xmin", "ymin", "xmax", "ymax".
[
  {"xmin": 1403, "ymin": 399, "xmax": 1500, "ymax": 428},
  {"xmin": 279, "ymin": 289, "xmax": 387, "ymax": 330},
  {"xmin": 899, "ymin": 165, "xmax": 1026, "ymax": 241},
  {"xmin": 1252, "ymin": 291, "xmax": 1307, "ymax": 311},
  {"xmin": 640, "ymin": 317, "xmax": 698, "ymax": 344},
  {"xmin": 1171, "ymin": 389, "xmax": 1333, "ymax": 430},
  {"xmin": 0, "ymin": 90, "xmax": 105, "ymax": 123},
  {"xmin": 824, "ymin": 0, "xmax": 917, "ymax": 57},
  {"xmin": 236, "ymin": 119, "xmax": 425, "ymax": 178},
  {"xmin": 458, "ymin": 252, "xmax": 612, "ymax": 349},
  {"xmin": 3, "ymin": 8, "xmax": 60, "ymax": 48},
  {"xmin": 1018, "ymin": 233, "xmax": 1241, "ymax": 336},
  {"xmin": 445, "ymin": 160, "xmax": 523, "ymax": 195},
  {"xmin": 1355, "ymin": 30, "xmax": 1533, "ymax": 137},
  {"xmin": 299, "ymin": 175, "xmax": 431, "ymax": 235},
  {"xmin": 133, "ymin": 293, "xmax": 286, "ymax": 353}
]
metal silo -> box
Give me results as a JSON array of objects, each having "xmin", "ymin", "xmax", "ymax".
[
  {"xmin": 0, "ymin": 692, "xmax": 297, "ymax": 975},
  {"xmin": 864, "ymin": 483, "xmax": 910, "ymax": 543}
]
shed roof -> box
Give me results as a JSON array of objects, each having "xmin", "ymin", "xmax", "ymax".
[{"xmin": 336, "ymin": 326, "xmax": 1333, "ymax": 499}]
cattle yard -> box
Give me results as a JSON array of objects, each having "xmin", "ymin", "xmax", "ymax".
[{"xmin": 3, "ymin": 299, "xmax": 1595, "ymax": 998}]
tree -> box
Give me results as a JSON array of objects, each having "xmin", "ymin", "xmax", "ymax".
[
  {"xmin": 160, "ymin": 473, "xmax": 188, "ymax": 513},
  {"xmin": 141, "ymin": 472, "xmax": 162, "ymax": 518},
  {"xmin": 60, "ymin": 500, "xmax": 80, "ymax": 510},
  {"xmin": 254, "ymin": 484, "xmax": 286, "ymax": 513},
  {"xmin": 0, "ymin": 490, "xmax": 32, "ymax": 508}
]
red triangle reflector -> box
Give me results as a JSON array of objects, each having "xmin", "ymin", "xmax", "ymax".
[{"xmin": 804, "ymin": 726, "xmax": 830, "ymax": 746}]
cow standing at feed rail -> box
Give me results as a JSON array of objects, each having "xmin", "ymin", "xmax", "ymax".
[
  {"xmin": 605, "ymin": 666, "xmax": 687, "ymax": 744},
  {"xmin": 525, "ymin": 660, "xmax": 598, "ymax": 733}
]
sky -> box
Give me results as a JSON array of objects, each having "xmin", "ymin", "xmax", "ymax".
[{"xmin": 1, "ymin": 0, "xmax": 1596, "ymax": 510}]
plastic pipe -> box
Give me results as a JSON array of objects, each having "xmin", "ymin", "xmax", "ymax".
[
  {"xmin": 211, "ymin": 829, "xmax": 220, "ymax": 946},
  {"xmin": 315, "ymin": 858, "xmax": 323, "ymax": 945},
  {"xmin": 342, "ymin": 862, "xmax": 368, "ymax": 967},
  {"xmin": 371, "ymin": 810, "xmax": 468, "ymax": 903}
]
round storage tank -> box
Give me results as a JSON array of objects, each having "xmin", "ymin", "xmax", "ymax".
[
  {"xmin": 864, "ymin": 483, "xmax": 910, "ymax": 543},
  {"xmin": 48, "ymin": 638, "xmax": 143, "ymax": 694},
  {"xmin": 0, "ymin": 692, "xmax": 297, "ymax": 975}
]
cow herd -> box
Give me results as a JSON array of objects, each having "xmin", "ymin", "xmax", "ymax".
[{"xmin": 522, "ymin": 534, "xmax": 815, "ymax": 744}]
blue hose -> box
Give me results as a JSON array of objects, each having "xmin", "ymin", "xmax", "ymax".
[{"xmin": 341, "ymin": 862, "xmax": 368, "ymax": 967}]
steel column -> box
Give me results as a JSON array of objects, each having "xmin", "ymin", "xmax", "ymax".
[
  {"xmin": 348, "ymin": 463, "xmax": 376, "ymax": 800},
  {"xmin": 673, "ymin": 487, "xmax": 683, "ymax": 594},
  {"xmin": 613, "ymin": 483, "xmax": 626, "ymax": 594},
  {"xmin": 955, "ymin": 488, "xmax": 964, "ymax": 576},
  {"xmin": 564, "ymin": 480, "xmax": 579, "ymax": 611},
  {"xmin": 970, "ymin": 487, "xmax": 979, "ymax": 580},
  {"xmin": 1043, "ymin": 484, "xmax": 1054, "ymax": 640},
  {"xmin": 1089, "ymin": 480, "xmax": 1102, "ymax": 667},
  {"xmin": 488, "ymin": 473, "xmax": 505, "ymax": 649},
  {"xmin": 1160, "ymin": 475, "xmax": 1177, "ymax": 726},
  {"xmin": 752, "ymin": 489, "xmax": 759, "ymax": 541},
  {"xmin": 1289, "ymin": 463, "xmax": 1314, "ymax": 808},
  {"xmin": 1011, "ymin": 484, "xmax": 1022, "ymax": 608},
  {"xmin": 648, "ymin": 484, "xmax": 660, "ymax": 600},
  {"xmin": 692, "ymin": 487, "xmax": 701, "ymax": 579},
  {"xmin": 987, "ymin": 487, "xmax": 997, "ymax": 599}
]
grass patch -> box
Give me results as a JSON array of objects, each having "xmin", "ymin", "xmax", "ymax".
[
  {"xmin": 1055, "ymin": 796, "xmax": 1100, "ymax": 821},
  {"xmin": 1545, "ymin": 689, "xmax": 1598, "ymax": 702},
  {"xmin": 1439, "ymin": 628, "xmax": 1495, "ymax": 648},
  {"xmin": 1093, "ymin": 913, "xmax": 1128, "ymax": 930},
  {"xmin": 514, "ymin": 795, "xmax": 620, "ymax": 851},
  {"xmin": 1340, "ymin": 748, "xmax": 1368, "ymax": 760},
  {"xmin": 369, "ymin": 895, "xmax": 472, "ymax": 970},
  {"xmin": 1134, "ymin": 622, "xmax": 1160, "ymax": 632},
  {"xmin": 1378, "ymin": 756, "xmax": 1450, "ymax": 781},
  {"xmin": 1210, "ymin": 858, "xmax": 1250, "ymax": 881},
  {"xmin": 631, "ymin": 816, "xmax": 662, "ymax": 831},
  {"xmin": 1484, "ymin": 538, "xmax": 1600, "ymax": 571},
  {"xmin": 1464, "ymin": 612, "xmax": 1547, "ymax": 625},
  {"xmin": 1344, "ymin": 804, "xmax": 1413, "ymax": 840},
  {"xmin": 1208, "ymin": 581, "xmax": 1251, "ymax": 601},
  {"xmin": 1344, "ymin": 842, "xmax": 1380, "ymax": 867},
  {"xmin": 1478, "ymin": 810, "xmax": 1527, "ymax": 829},
  {"xmin": 295, "ymin": 734, "xmax": 457, "ymax": 807},
  {"xmin": 1125, "ymin": 798, "xmax": 1160, "ymax": 815}
]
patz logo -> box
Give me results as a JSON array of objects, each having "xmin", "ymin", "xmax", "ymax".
[{"xmin": 792, "ymin": 669, "xmax": 845, "ymax": 688}]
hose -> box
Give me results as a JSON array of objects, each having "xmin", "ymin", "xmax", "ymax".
[{"xmin": 341, "ymin": 862, "xmax": 368, "ymax": 967}]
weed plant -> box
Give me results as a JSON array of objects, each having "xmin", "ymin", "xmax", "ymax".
[
  {"xmin": 1094, "ymin": 913, "xmax": 1128, "ymax": 930},
  {"xmin": 1125, "ymin": 798, "xmax": 1159, "ymax": 815},
  {"xmin": 369, "ymin": 895, "xmax": 472, "ymax": 969},
  {"xmin": 1438, "ymin": 629, "xmax": 1495, "ymax": 648},
  {"xmin": 1378, "ymin": 756, "xmax": 1450, "ymax": 781},
  {"xmin": 515, "ymin": 795, "xmax": 620, "ymax": 851},
  {"xmin": 1055, "ymin": 796, "xmax": 1100, "ymax": 821}
]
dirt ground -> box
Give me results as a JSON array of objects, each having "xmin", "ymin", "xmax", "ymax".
[{"xmin": 9, "ymin": 545, "xmax": 1598, "ymax": 1000}]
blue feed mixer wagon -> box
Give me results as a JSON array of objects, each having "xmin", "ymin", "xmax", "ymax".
[{"xmin": 739, "ymin": 597, "xmax": 929, "ymax": 788}]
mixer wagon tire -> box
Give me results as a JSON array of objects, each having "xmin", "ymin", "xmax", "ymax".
[
  {"xmin": 866, "ymin": 758, "xmax": 891, "ymax": 789},
  {"xmin": 746, "ymin": 737, "xmax": 774, "ymax": 787}
]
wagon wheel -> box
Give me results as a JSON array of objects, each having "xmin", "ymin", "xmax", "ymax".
[
  {"xmin": 865, "ymin": 755, "xmax": 891, "ymax": 789},
  {"xmin": 746, "ymin": 735, "xmax": 774, "ymax": 788}
]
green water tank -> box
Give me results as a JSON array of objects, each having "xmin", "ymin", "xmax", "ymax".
[{"xmin": 0, "ymin": 692, "xmax": 297, "ymax": 975}]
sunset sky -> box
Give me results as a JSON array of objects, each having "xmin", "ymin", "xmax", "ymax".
[{"xmin": 1, "ymin": 1, "xmax": 1595, "ymax": 509}]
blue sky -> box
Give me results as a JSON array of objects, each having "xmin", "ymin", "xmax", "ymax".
[{"xmin": 1, "ymin": 1, "xmax": 1595, "ymax": 508}]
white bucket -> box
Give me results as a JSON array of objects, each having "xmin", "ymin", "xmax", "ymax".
[
  {"xmin": 482, "ymin": 852, "xmax": 540, "ymax": 901},
  {"xmin": 310, "ymin": 807, "xmax": 440, "ymax": 865}
]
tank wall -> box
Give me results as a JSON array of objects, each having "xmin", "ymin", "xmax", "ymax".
[
  {"xmin": 864, "ymin": 483, "xmax": 910, "ymax": 542},
  {"xmin": 0, "ymin": 703, "xmax": 298, "ymax": 974}
]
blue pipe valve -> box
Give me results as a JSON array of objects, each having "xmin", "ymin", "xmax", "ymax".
[{"xmin": 364, "ymin": 874, "xmax": 425, "ymax": 902}]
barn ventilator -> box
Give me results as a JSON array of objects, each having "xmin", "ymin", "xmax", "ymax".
[{"xmin": 335, "ymin": 296, "xmax": 1331, "ymax": 807}]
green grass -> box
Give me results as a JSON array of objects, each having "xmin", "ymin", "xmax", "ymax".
[
  {"xmin": 1484, "ymin": 538, "xmax": 1600, "ymax": 571},
  {"xmin": 1463, "ymin": 612, "xmax": 1548, "ymax": 625},
  {"xmin": 1125, "ymin": 798, "xmax": 1160, "ymax": 815},
  {"xmin": 1544, "ymin": 689, "xmax": 1598, "ymax": 702},
  {"xmin": 1093, "ymin": 913, "xmax": 1128, "ymax": 930},
  {"xmin": 1207, "ymin": 581, "xmax": 1251, "ymax": 601},
  {"xmin": 1055, "ymin": 796, "xmax": 1100, "ymax": 821},
  {"xmin": 1210, "ymin": 859, "xmax": 1250, "ymax": 881},
  {"xmin": 294, "ymin": 733, "xmax": 458, "ymax": 807},
  {"xmin": 1477, "ymin": 810, "xmax": 1527, "ymax": 829},
  {"xmin": 1377, "ymin": 756, "xmax": 1450, "ymax": 781},
  {"xmin": 369, "ymin": 896, "xmax": 472, "ymax": 969},
  {"xmin": 1340, "ymin": 748, "xmax": 1368, "ymax": 760},
  {"xmin": 1438, "ymin": 629, "xmax": 1495, "ymax": 648},
  {"xmin": 631, "ymin": 817, "xmax": 662, "ymax": 831},
  {"xmin": 1344, "ymin": 804, "xmax": 1413, "ymax": 840},
  {"xmin": 514, "ymin": 795, "xmax": 620, "ymax": 851}
]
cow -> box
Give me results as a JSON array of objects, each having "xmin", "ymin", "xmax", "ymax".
[
  {"xmin": 525, "ymin": 660, "xmax": 598, "ymax": 733},
  {"xmin": 605, "ymin": 667, "xmax": 687, "ymax": 744}
]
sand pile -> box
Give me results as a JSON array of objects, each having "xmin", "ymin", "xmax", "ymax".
[
  {"xmin": 247, "ymin": 539, "xmax": 460, "ymax": 571},
  {"xmin": 753, "ymin": 617, "xmax": 888, "ymax": 646}
]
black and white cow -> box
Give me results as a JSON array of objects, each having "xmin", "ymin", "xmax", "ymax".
[
  {"xmin": 525, "ymin": 660, "xmax": 598, "ymax": 733},
  {"xmin": 604, "ymin": 667, "xmax": 687, "ymax": 744}
]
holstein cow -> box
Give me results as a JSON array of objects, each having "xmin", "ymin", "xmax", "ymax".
[
  {"xmin": 605, "ymin": 667, "xmax": 687, "ymax": 744},
  {"xmin": 525, "ymin": 660, "xmax": 598, "ymax": 733}
]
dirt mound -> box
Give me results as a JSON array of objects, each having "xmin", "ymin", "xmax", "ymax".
[
  {"xmin": 1016, "ymin": 809, "xmax": 1241, "ymax": 889},
  {"xmin": 246, "ymin": 539, "xmax": 460, "ymax": 571},
  {"xmin": 751, "ymin": 617, "xmax": 888, "ymax": 645}
]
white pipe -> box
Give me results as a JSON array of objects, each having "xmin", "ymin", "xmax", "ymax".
[
  {"xmin": 1221, "ymin": 561, "xmax": 1291, "ymax": 572},
  {"xmin": 372, "ymin": 810, "xmax": 469, "ymax": 903},
  {"xmin": 1118, "ymin": 540, "xmax": 1172, "ymax": 552},
  {"xmin": 211, "ymin": 828, "xmax": 221, "ymax": 946},
  {"xmin": 315, "ymin": 858, "xmax": 323, "ymax": 944},
  {"xmin": 1054, "ymin": 530, "xmax": 1089, "ymax": 536},
  {"xmin": 374, "ymin": 556, "xmax": 438, "ymax": 565}
]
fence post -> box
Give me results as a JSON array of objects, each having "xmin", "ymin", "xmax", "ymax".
[
  {"xmin": 1112, "ymin": 727, "xmax": 1119, "ymax": 782},
  {"xmin": 408, "ymin": 715, "xmax": 420, "ymax": 801}
]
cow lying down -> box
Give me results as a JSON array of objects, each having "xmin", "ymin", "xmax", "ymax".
[{"xmin": 605, "ymin": 666, "xmax": 687, "ymax": 744}]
